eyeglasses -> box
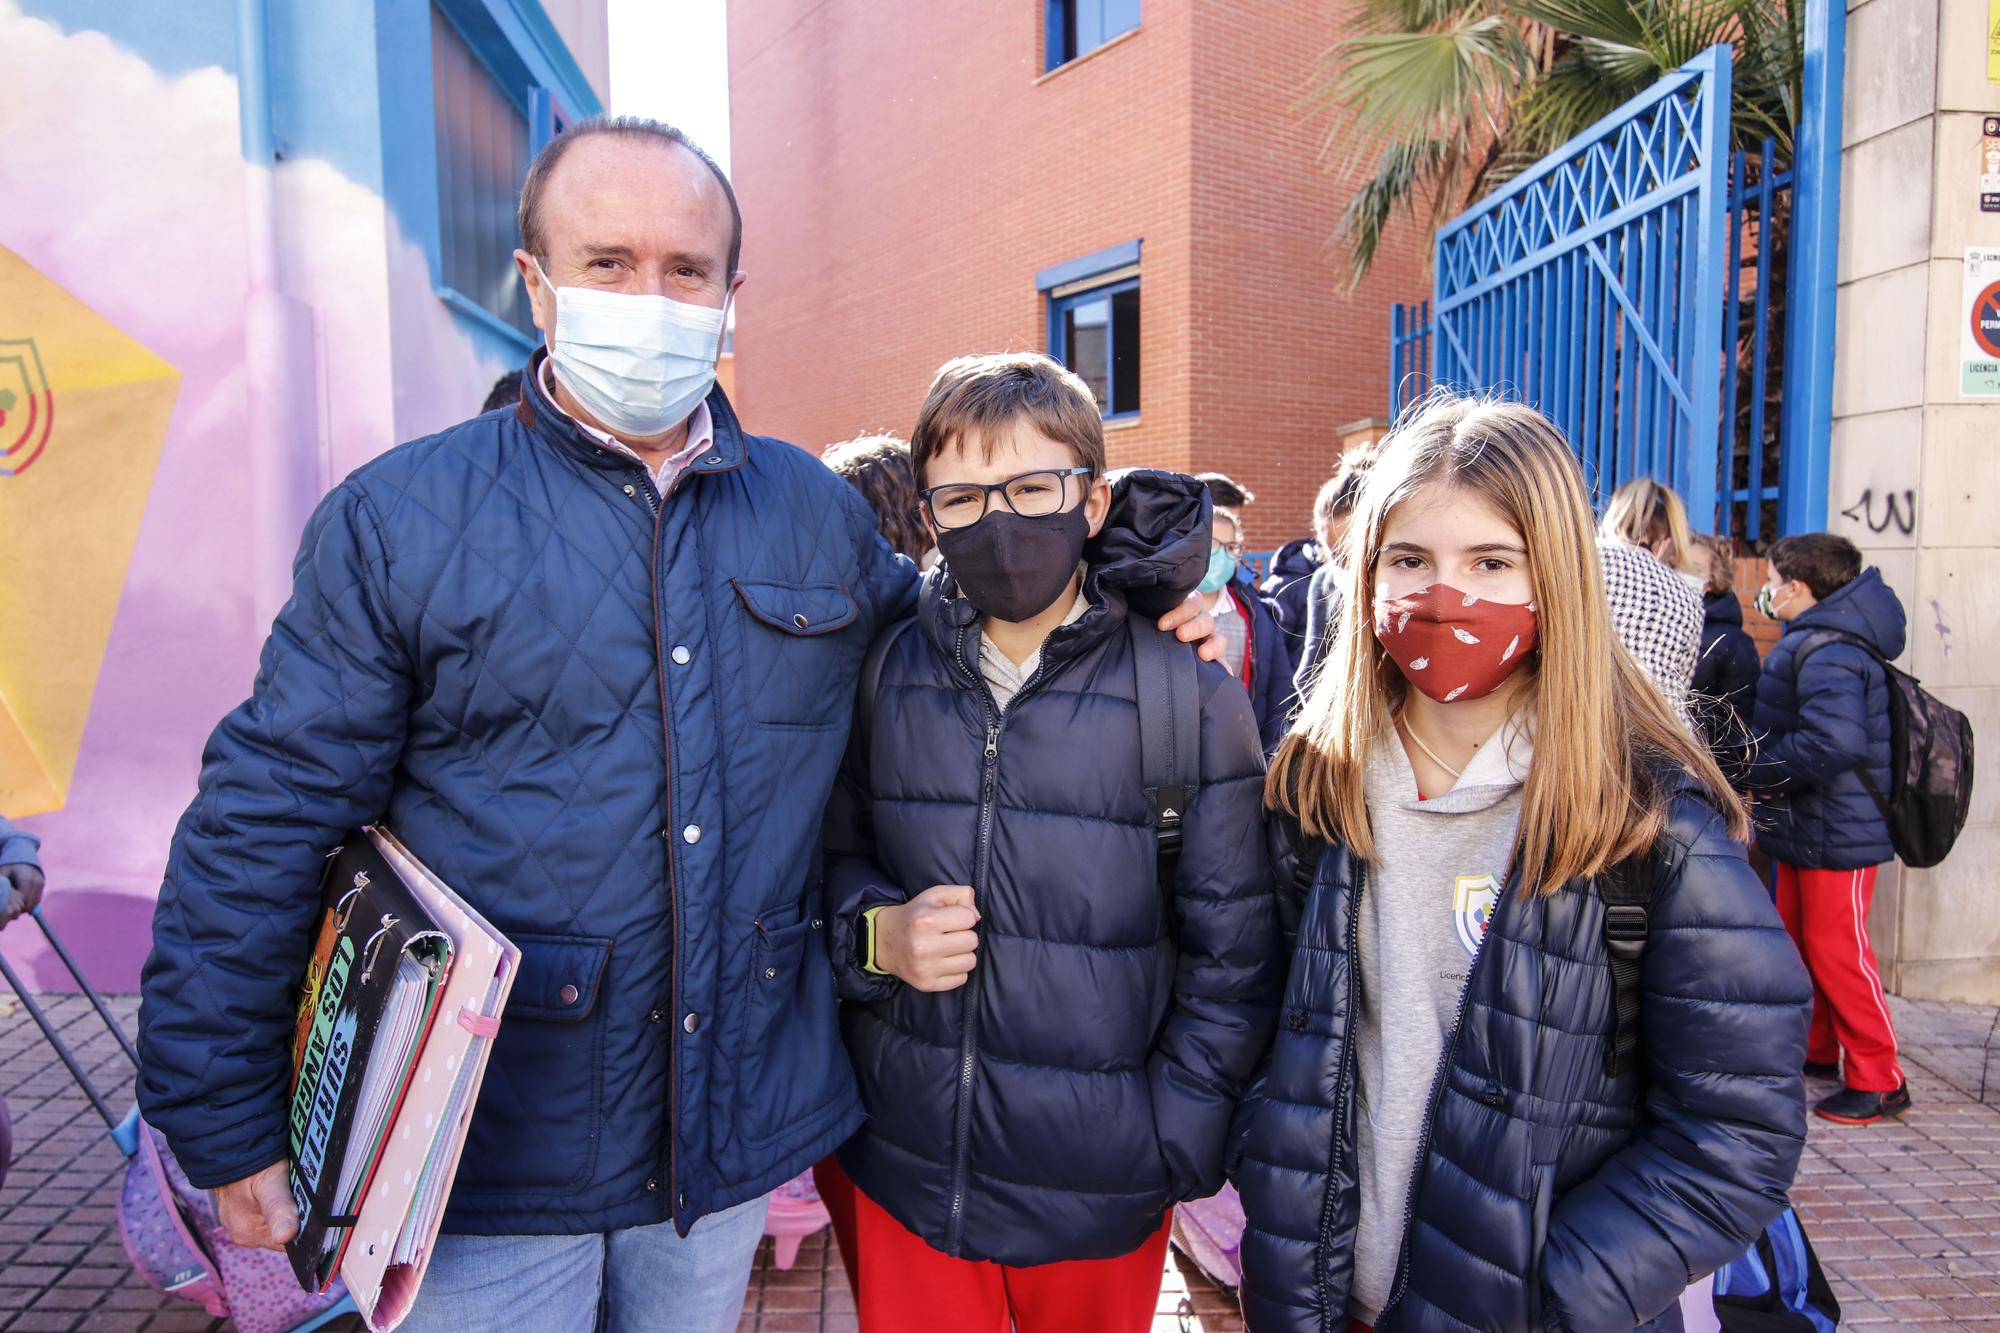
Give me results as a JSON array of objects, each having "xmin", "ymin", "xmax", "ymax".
[
  {"xmin": 920, "ymin": 467, "xmax": 1092, "ymax": 531},
  {"xmin": 1213, "ymin": 539, "xmax": 1246, "ymax": 558}
]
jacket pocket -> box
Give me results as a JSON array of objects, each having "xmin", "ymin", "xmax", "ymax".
[
  {"xmin": 455, "ymin": 932, "xmax": 613, "ymax": 1194},
  {"xmin": 734, "ymin": 899, "xmax": 845, "ymax": 1149},
  {"xmin": 731, "ymin": 579, "xmax": 860, "ymax": 729}
]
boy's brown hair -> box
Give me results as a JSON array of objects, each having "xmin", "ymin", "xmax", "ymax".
[
  {"xmin": 1769, "ymin": 533, "xmax": 1863, "ymax": 600},
  {"xmin": 910, "ymin": 353, "xmax": 1106, "ymax": 484}
]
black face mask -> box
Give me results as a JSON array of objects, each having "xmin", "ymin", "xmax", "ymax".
[{"xmin": 936, "ymin": 506, "xmax": 1091, "ymax": 624}]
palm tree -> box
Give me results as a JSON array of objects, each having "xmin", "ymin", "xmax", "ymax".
[{"xmin": 1308, "ymin": 0, "xmax": 1804, "ymax": 286}]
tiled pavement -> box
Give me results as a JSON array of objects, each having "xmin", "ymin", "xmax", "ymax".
[{"xmin": 2, "ymin": 992, "xmax": 1995, "ymax": 1331}]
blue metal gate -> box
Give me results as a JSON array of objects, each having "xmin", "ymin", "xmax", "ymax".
[{"xmin": 1422, "ymin": 46, "xmax": 1736, "ymax": 527}]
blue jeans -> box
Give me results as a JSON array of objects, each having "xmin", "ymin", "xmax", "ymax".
[{"xmin": 396, "ymin": 1195, "xmax": 770, "ymax": 1333}]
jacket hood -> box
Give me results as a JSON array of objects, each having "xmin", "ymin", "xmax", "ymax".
[
  {"xmin": 1703, "ymin": 589, "xmax": 1744, "ymax": 628},
  {"xmin": 1787, "ymin": 566, "xmax": 1906, "ymax": 658},
  {"xmin": 919, "ymin": 467, "xmax": 1211, "ymax": 668},
  {"xmin": 1267, "ymin": 537, "xmax": 1321, "ymax": 581}
]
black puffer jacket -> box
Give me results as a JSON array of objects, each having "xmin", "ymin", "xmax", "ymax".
[
  {"xmin": 1235, "ymin": 784, "xmax": 1810, "ymax": 1332},
  {"xmin": 1691, "ymin": 591, "xmax": 1762, "ymax": 777},
  {"xmin": 826, "ymin": 473, "xmax": 1282, "ymax": 1266},
  {"xmin": 1747, "ymin": 567, "xmax": 1907, "ymax": 869}
]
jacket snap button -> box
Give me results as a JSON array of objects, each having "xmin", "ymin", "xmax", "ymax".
[
  {"xmin": 623, "ymin": 484, "xmax": 636, "ymax": 496},
  {"xmin": 811, "ymin": 918, "xmax": 823, "ymax": 930},
  {"xmin": 792, "ymin": 613, "xmax": 809, "ymax": 629},
  {"xmin": 671, "ymin": 645, "xmax": 691, "ymax": 665},
  {"xmin": 683, "ymin": 1011, "xmax": 700, "ymax": 1034},
  {"xmin": 559, "ymin": 984, "xmax": 580, "ymax": 1006},
  {"xmin": 645, "ymin": 1177, "xmax": 659, "ymax": 1192},
  {"xmin": 764, "ymin": 966, "xmax": 777, "ymax": 980},
  {"xmin": 682, "ymin": 824, "xmax": 701, "ymax": 844},
  {"xmin": 649, "ymin": 1008, "xmax": 665, "ymax": 1024}
]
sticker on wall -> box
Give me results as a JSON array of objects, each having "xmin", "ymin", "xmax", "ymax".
[
  {"xmin": 1984, "ymin": 117, "xmax": 2000, "ymax": 212},
  {"xmin": 1962, "ymin": 247, "xmax": 2000, "ymax": 397},
  {"xmin": 1991, "ymin": 0, "xmax": 2000, "ymax": 82}
]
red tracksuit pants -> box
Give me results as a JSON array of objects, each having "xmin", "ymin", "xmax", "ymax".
[
  {"xmin": 1775, "ymin": 862, "xmax": 1904, "ymax": 1092},
  {"xmin": 818, "ymin": 1157, "xmax": 1172, "ymax": 1333}
]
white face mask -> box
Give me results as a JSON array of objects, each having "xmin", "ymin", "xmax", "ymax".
[{"xmin": 533, "ymin": 258, "xmax": 727, "ymax": 439}]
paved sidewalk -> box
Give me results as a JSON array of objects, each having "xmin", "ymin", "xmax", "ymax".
[{"xmin": 1, "ymin": 992, "xmax": 1995, "ymax": 1331}]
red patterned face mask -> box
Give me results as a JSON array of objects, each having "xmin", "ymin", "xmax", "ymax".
[{"xmin": 1373, "ymin": 583, "xmax": 1538, "ymax": 703}]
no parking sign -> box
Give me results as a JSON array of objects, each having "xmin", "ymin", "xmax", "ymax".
[{"xmin": 1961, "ymin": 247, "xmax": 2000, "ymax": 396}]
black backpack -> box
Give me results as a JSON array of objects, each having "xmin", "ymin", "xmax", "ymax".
[
  {"xmin": 857, "ymin": 612, "xmax": 1202, "ymax": 888},
  {"xmin": 1792, "ymin": 631, "xmax": 1975, "ymax": 869}
]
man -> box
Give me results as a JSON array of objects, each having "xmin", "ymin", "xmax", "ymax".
[{"xmin": 136, "ymin": 118, "xmax": 1212, "ymax": 1331}]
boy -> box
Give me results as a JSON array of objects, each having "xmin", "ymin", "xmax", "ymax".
[
  {"xmin": 1747, "ymin": 533, "xmax": 1912, "ymax": 1125},
  {"xmin": 822, "ymin": 353, "xmax": 1279, "ymax": 1332}
]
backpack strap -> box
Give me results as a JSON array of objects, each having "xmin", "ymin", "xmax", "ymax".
[
  {"xmin": 1128, "ymin": 613, "xmax": 1202, "ymax": 891},
  {"xmin": 857, "ymin": 616, "xmax": 916, "ymax": 748},
  {"xmin": 1598, "ymin": 855, "xmax": 1655, "ymax": 1079},
  {"xmin": 1788, "ymin": 629, "xmax": 1897, "ymax": 820}
]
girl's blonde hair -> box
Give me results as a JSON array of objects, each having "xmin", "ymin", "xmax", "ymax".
[
  {"xmin": 1267, "ymin": 393, "xmax": 1746, "ymax": 896},
  {"xmin": 1601, "ymin": 476, "xmax": 1697, "ymax": 573}
]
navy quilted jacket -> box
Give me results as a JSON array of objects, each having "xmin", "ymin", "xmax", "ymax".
[
  {"xmin": 137, "ymin": 354, "xmax": 916, "ymax": 1235},
  {"xmin": 1746, "ymin": 568, "xmax": 1906, "ymax": 869},
  {"xmin": 825, "ymin": 473, "xmax": 1282, "ymax": 1266},
  {"xmin": 1235, "ymin": 787, "xmax": 1810, "ymax": 1332}
]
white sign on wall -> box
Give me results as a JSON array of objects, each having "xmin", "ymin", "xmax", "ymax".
[{"xmin": 1961, "ymin": 247, "xmax": 2000, "ymax": 396}]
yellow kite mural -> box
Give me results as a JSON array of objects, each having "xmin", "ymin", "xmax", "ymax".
[{"xmin": 0, "ymin": 243, "xmax": 179, "ymax": 815}]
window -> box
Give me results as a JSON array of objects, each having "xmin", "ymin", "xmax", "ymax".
[
  {"xmin": 1050, "ymin": 278, "xmax": 1140, "ymax": 419},
  {"xmin": 432, "ymin": 4, "xmax": 534, "ymax": 338},
  {"xmin": 1045, "ymin": 0, "xmax": 1141, "ymax": 70}
]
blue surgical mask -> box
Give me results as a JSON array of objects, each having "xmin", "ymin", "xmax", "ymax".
[
  {"xmin": 1197, "ymin": 544, "xmax": 1236, "ymax": 595},
  {"xmin": 534, "ymin": 258, "xmax": 726, "ymax": 438}
]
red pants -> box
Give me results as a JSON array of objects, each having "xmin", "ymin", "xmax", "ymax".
[
  {"xmin": 811, "ymin": 1156, "xmax": 861, "ymax": 1292},
  {"xmin": 1775, "ymin": 862, "xmax": 1904, "ymax": 1092},
  {"xmin": 835, "ymin": 1159, "xmax": 1172, "ymax": 1333}
]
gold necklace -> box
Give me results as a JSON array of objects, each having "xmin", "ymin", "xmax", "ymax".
[{"xmin": 1398, "ymin": 714, "xmax": 1464, "ymax": 778}]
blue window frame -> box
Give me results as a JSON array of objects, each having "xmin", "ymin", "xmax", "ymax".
[
  {"xmin": 1045, "ymin": 0, "xmax": 1141, "ymax": 71},
  {"xmin": 1050, "ymin": 277, "xmax": 1140, "ymax": 419}
]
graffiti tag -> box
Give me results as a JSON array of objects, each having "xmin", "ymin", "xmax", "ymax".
[
  {"xmin": 1930, "ymin": 598, "xmax": 1954, "ymax": 658},
  {"xmin": 1839, "ymin": 488, "xmax": 1917, "ymax": 537}
]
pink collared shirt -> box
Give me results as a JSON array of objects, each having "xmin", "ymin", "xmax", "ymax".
[{"xmin": 538, "ymin": 359, "xmax": 715, "ymax": 494}]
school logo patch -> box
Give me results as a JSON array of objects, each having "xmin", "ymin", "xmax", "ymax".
[{"xmin": 1452, "ymin": 873, "xmax": 1499, "ymax": 957}]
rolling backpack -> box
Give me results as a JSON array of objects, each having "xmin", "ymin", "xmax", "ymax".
[
  {"xmin": 0, "ymin": 909, "xmax": 353, "ymax": 1333},
  {"xmin": 1793, "ymin": 630, "xmax": 1975, "ymax": 868}
]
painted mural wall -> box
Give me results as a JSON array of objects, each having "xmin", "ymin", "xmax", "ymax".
[{"xmin": 0, "ymin": 1, "xmax": 599, "ymax": 988}]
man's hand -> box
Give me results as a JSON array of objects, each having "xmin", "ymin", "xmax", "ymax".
[
  {"xmin": 0, "ymin": 864, "xmax": 44, "ymax": 930},
  {"xmin": 1158, "ymin": 592, "xmax": 1225, "ymax": 663},
  {"xmin": 215, "ymin": 1161, "xmax": 299, "ymax": 1250},
  {"xmin": 874, "ymin": 885, "xmax": 980, "ymax": 992}
]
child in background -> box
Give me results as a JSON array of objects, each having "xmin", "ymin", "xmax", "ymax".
[
  {"xmin": 1746, "ymin": 533, "xmax": 1912, "ymax": 1125},
  {"xmin": 822, "ymin": 353, "xmax": 1279, "ymax": 1333}
]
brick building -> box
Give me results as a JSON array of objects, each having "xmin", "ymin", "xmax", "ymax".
[{"xmin": 724, "ymin": 0, "xmax": 1427, "ymax": 550}]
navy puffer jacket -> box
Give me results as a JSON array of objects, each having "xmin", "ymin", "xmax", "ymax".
[
  {"xmin": 1235, "ymin": 785, "xmax": 1810, "ymax": 1332},
  {"xmin": 1230, "ymin": 583, "xmax": 1300, "ymax": 754},
  {"xmin": 1747, "ymin": 567, "xmax": 1907, "ymax": 869},
  {"xmin": 139, "ymin": 355, "xmax": 915, "ymax": 1235},
  {"xmin": 1690, "ymin": 592, "xmax": 1761, "ymax": 778},
  {"xmin": 1261, "ymin": 537, "xmax": 1322, "ymax": 649},
  {"xmin": 826, "ymin": 473, "xmax": 1282, "ymax": 1266}
]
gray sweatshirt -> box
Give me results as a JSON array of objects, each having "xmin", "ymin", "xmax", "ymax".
[{"xmin": 1349, "ymin": 718, "xmax": 1532, "ymax": 1323}]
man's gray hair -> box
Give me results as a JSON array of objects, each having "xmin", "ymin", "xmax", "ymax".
[{"xmin": 517, "ymin": 115, "xmax": 742, "ymax": 275}]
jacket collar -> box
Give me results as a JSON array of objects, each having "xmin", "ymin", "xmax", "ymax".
[
  {"xmin": 516, "ymin": 346, "xmax": 750, "ymax": 482},
  {"xmin": 918, "ymin": 560, "xmax": 1130, "ymax": 691}
]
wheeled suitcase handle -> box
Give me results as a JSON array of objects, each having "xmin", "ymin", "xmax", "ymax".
[{"xmin": 0, "ymin": 907, "xmax": 141, "ymax": 1134}]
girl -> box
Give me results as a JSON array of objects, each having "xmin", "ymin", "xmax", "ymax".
[
  {"xmin": 1596, "ymin": 477, "xmax": 1707, "ymax": 712},
  {"xmin": 1233, "ymin": 395, "xmax": 1812, "ymax": 1332}
]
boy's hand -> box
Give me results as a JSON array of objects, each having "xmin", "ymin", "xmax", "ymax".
[
  {"xmin": 876, "ymin": 885, "xmax": 980, "ymax": 992},
  {"xmin": 214, "ymin": 1160, "xmax": 299, "ymax": 1250},
  {"xmin": 1158, "ymin": 593, "xmax": 1225, "ymax": 663},
  {"xmin": 0, "ymin": 863, "xmax": 44, "ymax": 930}
]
